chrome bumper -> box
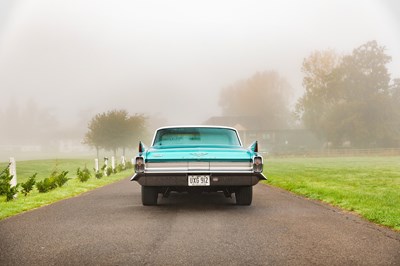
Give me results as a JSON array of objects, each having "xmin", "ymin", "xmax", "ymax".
[{"xmin": 131, "ymin": 172, "xmax": 266, "ymax": 186}]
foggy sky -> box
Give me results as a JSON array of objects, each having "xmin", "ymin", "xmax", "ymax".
[{"xmin": 0, "ymin": 0, "xmax": 399, "ymax": 128}]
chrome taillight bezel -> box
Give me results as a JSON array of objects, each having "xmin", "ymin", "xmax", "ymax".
[
  {"xmin": 135, "ymin": 157, "xmax": 145, "ymax": 173},
  {"xmin": 253, "ymin": 156, "xmax": 263, "ymax": 173}
]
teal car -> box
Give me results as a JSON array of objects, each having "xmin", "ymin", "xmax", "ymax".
[{"xmin": 131, "ymin": 126, "xmax": 266, "ymax": 206}]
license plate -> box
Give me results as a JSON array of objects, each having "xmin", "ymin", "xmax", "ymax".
[{"xmin": 188, "ymin": 175, "xmax": 210, "ymax": 186}]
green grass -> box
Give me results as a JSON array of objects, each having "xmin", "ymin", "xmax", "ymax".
[
  {"xmin": 264, "ymin": 156, "xmax": 400, "ymax": 231},
  {"xmin": 0, "ymin": 159, "xmax": 94, "ymax": 183},
  {"xmin": 0, "ymin": 159, "xmax": 133, "ymax": 220}
]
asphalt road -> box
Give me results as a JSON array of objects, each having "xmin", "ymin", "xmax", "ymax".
[{"xmin": 0, "ymin": 178, "xmax": 399, "ymax": 266}]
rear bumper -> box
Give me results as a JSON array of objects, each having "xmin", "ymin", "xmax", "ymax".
[{"xmin": 131, "ymin": 172, "xmax": 266, "ymax": 186}]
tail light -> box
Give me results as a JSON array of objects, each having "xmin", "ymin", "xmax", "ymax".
[
  {"xmin": 253, "ymin": 156, "xmax": 263, "ymax": 173},
  {"xmin": 135, "ymin": 157, "xmax": 145, "ymax": 173},
  {"xmin": 139, "ymin": 141, "xmax": 145, "ymax": 154}
]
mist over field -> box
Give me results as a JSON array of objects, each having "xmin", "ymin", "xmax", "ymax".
[{"xmin": 0, "ymin": 0, "xmax": 399, "ymax": 160}]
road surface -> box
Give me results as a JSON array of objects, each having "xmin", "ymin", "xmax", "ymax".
[{"xmin": 0, "ymin": 178, "xmax": 399, "ymax": 265}]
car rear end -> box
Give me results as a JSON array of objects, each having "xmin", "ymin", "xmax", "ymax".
[{"xmin": 131, "ymin": 126, "xmax": 266, "ymax": 205}]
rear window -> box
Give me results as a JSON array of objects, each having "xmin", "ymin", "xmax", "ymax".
[{"xmin": 153, "ymin": 127, "xmax": 241, "ymax": 147}]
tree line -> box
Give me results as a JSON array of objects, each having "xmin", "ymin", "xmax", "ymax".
[
  {"xmin": 219, "ymin": 40, "xmax": 400, "ymax": 148},
  {"xmin": 85, "ymin": 40, "xmax": 399, "ymax": 151},
  {"xmin": 296, "ymin": 41, "xmax": 399, "ymax": 148}
]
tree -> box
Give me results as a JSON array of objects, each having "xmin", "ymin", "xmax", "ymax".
[
  {"xmin": 389, "ymin": 79, "xmax": 400, "ymax": 141},
  {"xmin": 0, "ymin": 98, "xmax": 59, "ymax": 146},
  {"xmin": 84, "ymin": 110, "xmax": 147, "ymax": 157},
  {"xmin": 83, "ymin": 114, "xmax": 104, "ymax": 158},
  {"xmin": 122, "ymin": 114, "xmax": 147, "ymax": 156},
  {"xmin": 296, "ymin": 41, "xmax": 400, "ymax": 148},
  {"xmin": 219, "ymin": 71, "xmax": 294, "ymax": 129},
  {"xmin": 295, "ymin": 50, "xmax": 341, "ymax": 141}
]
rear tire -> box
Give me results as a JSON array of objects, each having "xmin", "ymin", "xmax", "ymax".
[
  {"xmin": 235, "ymin": 186, "xmax": 252, "ymax": 206},
  {"xmin": 142, "ymin": 186, "xmax": 158, "ymax": 206}
]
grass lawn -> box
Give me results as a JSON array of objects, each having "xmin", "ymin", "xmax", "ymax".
[
  {"xmin": 0, "ymin": 159, "xmax": 134, "ymax": 220},
  {"xmin": 0, "ymin": 159, "xmax": 93, "ymax": 183},
  {"xmin": 264, "ymin": 156, "xmax": 400, "ymax": 231}
]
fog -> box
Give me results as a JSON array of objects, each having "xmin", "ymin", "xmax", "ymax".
[{"xmin": 0, "ymin": 0, "xmax": 399, "ymax": 159}]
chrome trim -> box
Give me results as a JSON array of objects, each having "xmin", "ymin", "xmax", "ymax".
[
  {"xmin": 209, "ymin": 161, "xmax": 252, "ymax": 171},
  {"xmin": 130, "ymin": 173, "xmax": 138, "ymax": 181},
  {"xmin": 144, "ymin": 170, "xmax": 255, "ymax": 174},
  {"xmin": 145, "ymin": 161, "xmax": 253, "ymax": 173}
]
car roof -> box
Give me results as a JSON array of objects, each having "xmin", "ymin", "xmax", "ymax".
[{"xmin": 155, "ymin": 125, "xmax": 238, "ymax": 131}]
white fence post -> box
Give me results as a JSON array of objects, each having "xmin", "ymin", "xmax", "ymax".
[
  {"xmin": 94, "ymin": 158, "xmax": 99, "ymax": 172},
  {"xmin": 9, "ymin": 157, "xmax": 17, "ymax": 198},
  {"xmin": 121, "ymin": 156, "xmax": 126, "ymax": 168},
  {"xmin": 111, "ymin": 156, "xmax": 115, "ymax": 170},
  {"xmin": 104, "ymin": 157, "xmax": 108, "ymax": 176}
]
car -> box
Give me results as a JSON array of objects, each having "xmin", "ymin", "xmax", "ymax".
[{"xmin": 131, "ymin": 125, "xmax": 267, "ymax": 206}]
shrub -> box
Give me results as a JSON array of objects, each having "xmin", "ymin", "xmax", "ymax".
[
  {"xmin": 54, "ymin": 171, "xmax": 69, "ymax": 187},
  {"xmin": 0, "ymin": 166, "xmax": 11, "ymax": 196},
  {"xmin": 106, "ymin": 167, "xmax": 113, "ymax": 176},
  {"xmin": 94, "ymin": 168, "xmax": 103, "ymax": 179},
  {"xmin": 6, "ymin": 184, "xmax": 19, "ymax": 201},
  {"xmin": 116, "ymin": 163, "xmax": 124, "ymax": 172},
  {"xmin": 36, "ymin": 170, "xmax": 70, "ymax": 193},
  {"xmin": 21, "ymin": 173, "xmax": 37, "ymax": 196},
  {"xmin": 77, "ymin": 167, "xmax": 91, "ymax": 182},
  {"xmin": 125, "ymin": 161, "xmax": 133, "ymax": 169},
  {"xmin": 36, "ymin": 177, "xmax": 57, "ymax": 193},
  {"xmin": 0, "ymin": 164, "xmax": 19, "ymax": 201}
]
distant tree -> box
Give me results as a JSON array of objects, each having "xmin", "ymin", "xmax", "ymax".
[
  {"xmin": 219, "ymin": 71, "xmax": 294, "ymax": 129},
  {"xmin": 122, "ymin": 114, "xmax": 147, "ymax": 156},
  {"xmin": 83, "ymin": 113, "xmax": 105, "ymax": 158},
  {"xmin": 295, "ymin": 49, "xmax": 341, "ymax": 141},
  {"xmin": 84, "ymin": 110, "xmax": 147, "ymax": 157},
  {"xmin": 389, "ymin": 79, "xmax": 400, "ymax": 140},
  {"xmin": 0, "ymin": 98, "xmax": 59, "ymax": 146},
  {"xmin": 296, "ymin": 41, "xmax": 400, "ymax": 148}
]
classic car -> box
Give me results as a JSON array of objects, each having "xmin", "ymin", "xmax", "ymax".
[{"xmin": 131, "ymin": 126, "xmax": 266, "ymax": 205}]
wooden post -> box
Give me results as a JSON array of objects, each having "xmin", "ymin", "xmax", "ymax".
[
  {"xmin": 9, "ymin": 157, "xmax": 17, "ymax": 198},
  {"xmin": 94, "ymin": 158, "xmax": 99, "ymax": 172}
]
